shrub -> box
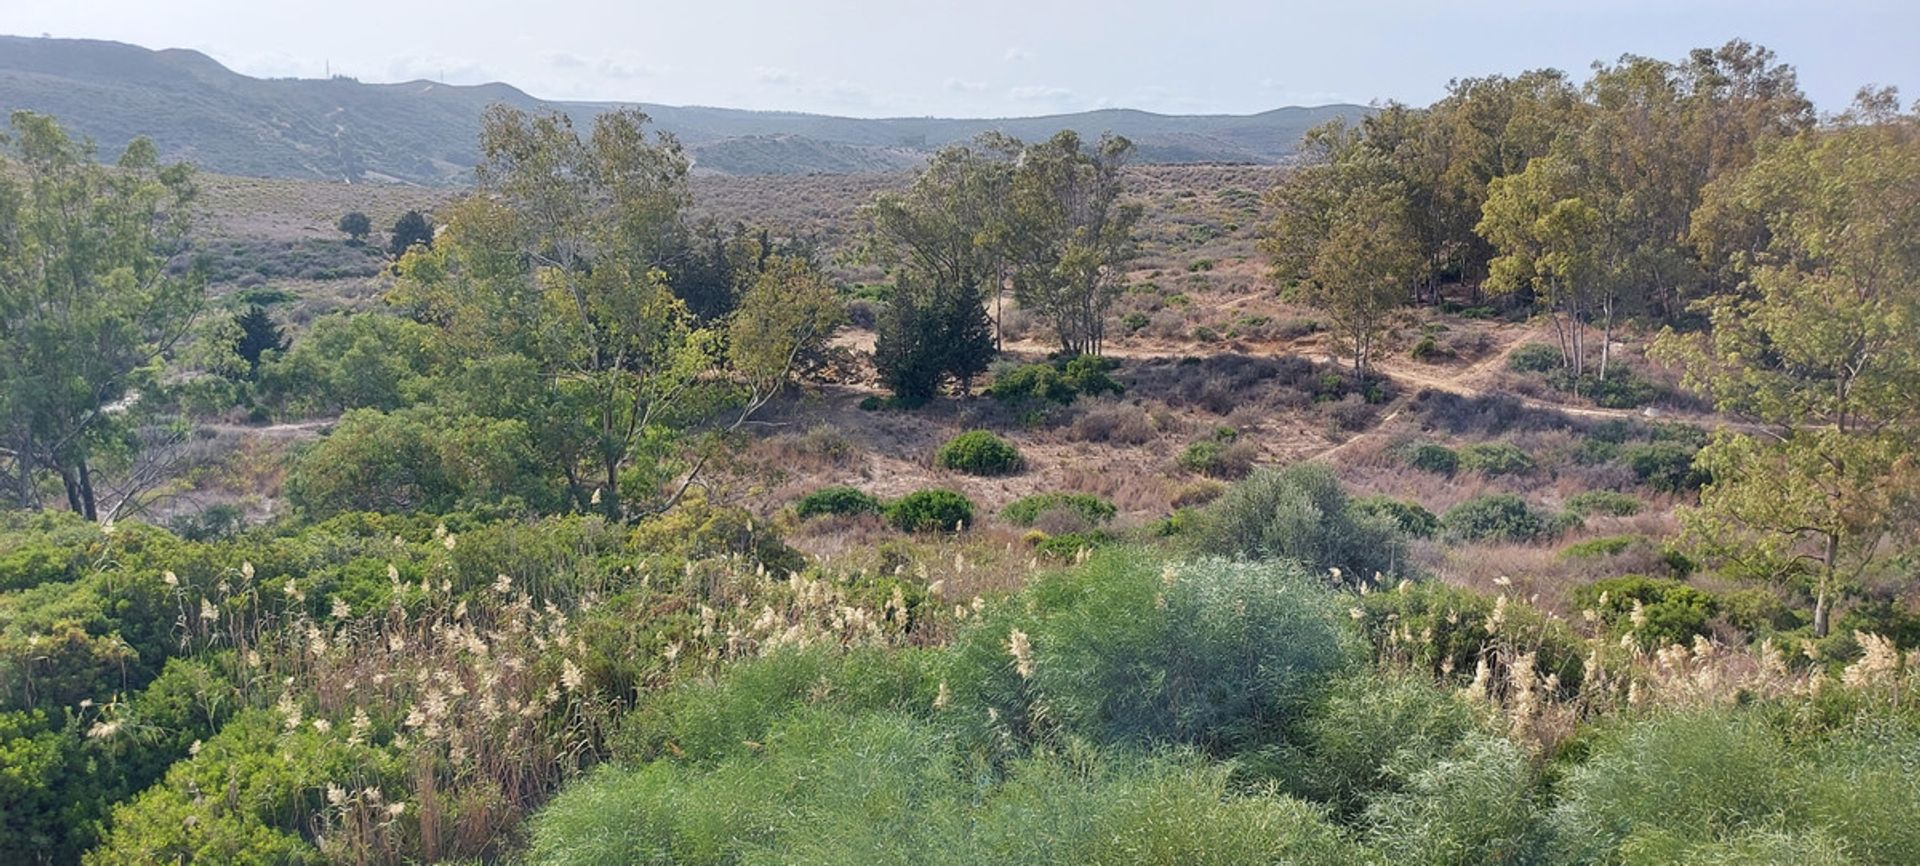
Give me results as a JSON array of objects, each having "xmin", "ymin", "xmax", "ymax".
[
  {"xmin": 793, "ymin": 485, "xmax": 882, "ymax": 519},
  {"xmin": 1441, "ymin": 494, "xmax": 1546, "ymax": 543},
  {"xmin": 1068, "ymin": 400, "xmax": 1157, "ymax": 444},
  {"xmin": 1621, "ymin": 441, "xmax": 1705, "ymax": 492},
  {"xmin": 986, "ymin": 362, "xmax": 1074, "ymax": 405},
  {"xmin": 1407, "ymin": 443, "xmax": 1460, "ymax": 475},
  {"xmin": 885, "ymin": 489, "xmax": 975, "ymax": 533},
  {"xmin": 1457, "ymin": 442, "xmax": 1535, "ymax": 476},
  {"xmin": 1507, "ymin": 343, "xmax": 1562, "ymax": 373},
  {"xmin": 934, "ymin": 430, "xmax": 1024, "ymax": 476},
  {"xmin": 1189, "ymin": 464, "xmax": 1407, "ymax": 582},
  {"xmin": 1269, "ymin": 671, "xmax": 1489, "ymax": 816},
  {"xmin": 1552, "ymin": 369, "xmax": 1660, "ymax": 408},
  {"xmin": 1571, "ymin": 575, "xmax": 1719, "ymax": 648},
  {"xmin": 1356, "ymin": 580, "xmax": 1587, "ymax": 695},
  {"xmin": 1351, "ymin": 495, "xmax": 1440, "ymax": 539},
  {"xmin": 1558, "ymin": 534, "xmax": 1640, "ymax": 560},
  {"xmin": 1564, "ymin": 490, "xmax": 1643, "ymax": 517},
  {"xmin": 947, "ymin": 554, "xmax": 1361, "ymax": 752},
  {"xmin": 1001, "ymin": 493, "xmax": 1117, "ymax": 528},
  {"xmin": 1032, "ymin": 530, "xmax": 1115, "ymax": 560},
  {"xmin": 1179, "ymin": 428, "xmax": 1258, "ymax": 479}
]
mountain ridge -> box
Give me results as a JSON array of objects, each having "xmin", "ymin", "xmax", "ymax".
[{"xmin": 0, "ymin": 35, "xmax": 1366, "ymax": 182}]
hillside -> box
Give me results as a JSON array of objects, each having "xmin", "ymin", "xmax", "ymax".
[{"xmin": 0, "ymin": 35, "xmax": 1364, "ymax": 182}]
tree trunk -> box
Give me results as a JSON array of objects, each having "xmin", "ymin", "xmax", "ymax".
[{"xmin": 77, "ymin": 457, "xmax": 98, "ymax": 522}]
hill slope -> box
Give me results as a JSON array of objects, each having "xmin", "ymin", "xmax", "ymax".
[{"xmin": 0, "ymin": 35, "xmax": 1364, "ymax": 182}]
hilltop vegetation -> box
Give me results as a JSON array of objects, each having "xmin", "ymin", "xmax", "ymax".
[{"xmin": 1, "ymin": 36, "xmax": 1919, "ymax": 866}]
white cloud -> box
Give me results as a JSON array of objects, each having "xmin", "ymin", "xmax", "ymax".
[
  {"xmin": 753, "ymin": 66, "xmax": 799, "ymax": 84},
  {"xmin": 944, "ymin": 77, "xmax": 988, "ymax": 93},
  {"xmin": 1009, "ymin": 84, "xmax": 1073, "ymax": 102},
  {"xmin": 1002, "ymin": 46, "xmax": 1032, "ymax": 62}
]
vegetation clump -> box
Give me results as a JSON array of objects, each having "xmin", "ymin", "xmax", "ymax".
[
  {"xmin": 934, "ymin": 430, "xmax": 1025, "ymax": 476},
  {"xmin": 885, "ymin": 488, "xmax": 976, "ymax": 532}
]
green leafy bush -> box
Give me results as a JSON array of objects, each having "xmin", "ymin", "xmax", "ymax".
[
  {"xmin": 1407, "ymin": 443, "xmax": 1460, "ymax": 475},
  {"xmin": 1189, "ymin": 464, "xmax": 1407, "ymax": 582},
  {"xmin": 885, "ymin": 489, "xmax": 976, "ymax": 532},
  {"xmin": 1622, "ymin": 441, "xmax": 1705, "ymax": 492},
  {"xmin": 1571, "ymin": 575, "xmax": 1719, "ymax": 648},
  {"xmin": 1441, "ymin": 494, "xmax": 1546, "ymax": 543},
  {"xmin": 1457, "ymin": 442, "xmax": 1535, "ymax": 476},
  {"xmin": 1178, "ymin": 427, "xmax": 1258, "ymax": 479},
  {"xmin": 1507, "ymin": 343, "xmax": 1562, "ymax": 373},
  {"xmin": 934, "ymin": 430, "xmax": 1024, "ymax": 476},
  {"xmin": 1357, "ymin": 580, "xmax": 1587, "ymax": 695},
  {"xmin": 793, "ymin": 486, "xmax": 883, "ymax": 519},
  {"xmin": 1565, "ymin": 490, "xmax": 1643, "ymax": 517},
  {"xmin": 1351, "ymin": 495, "xmax": 1440, "ymax": 539},
  {"xmin": 1558, "ymin": 534, "xmax": 1640, "ymax": 560},
  {"xmin": 1001, "ymin": 492, "xmax": 1117, "ymax": 528},
  {"xmin": 986, "ymin": 356, "xmax": 1123, "ymax": 406}
]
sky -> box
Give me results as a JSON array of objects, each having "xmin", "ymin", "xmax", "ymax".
[{"xmin": 6, "ymin": 0, "xmax": 1916, "ymax": 117}]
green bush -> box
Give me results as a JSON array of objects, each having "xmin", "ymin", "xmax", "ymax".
[
  {"xmin": 1571, "ymin": 575, "xmax": 1719, "ymax": 648},
  {"xmin": 1565, "ymin": 490, "xmax": 1643, "ymax": 517},
  {"xmin": 1001, "ymin": 492, "xmax": 1117, "ymax": 528},
  {"xmin": 1558, "ymin": 534, "xmax": 1640, "ymax": 560},
  {"xmin": 1622, "ymin": 441, "xmax": 1705, "ymax": 492},
  {"xmin": 1441, "ymin": 494, "xmax": 1546, "ymax": 543},
  {"xmin": 1457, "ymin": 442, "xmax": 1535, "ymax": 476},
  {"xmin": 1268, "ymin": 671, "xmax": 1490, "ymax": 817},
  {"xmin": 885, "ymin": 489, "xmax": 976, "ymax": 532},
  {"xmin": 1351, "ymin": 495, "xmax": 1440, "ymax": 539},
  {"xmin": 934, "ymin": 430, "xmax": 1024, "ymax": 476},
  {"xmin": 1550, "ymin": 709, "xmax": 1920, "ymax": 864},
  {"xmin": 1364, "ymin": 733, "xmax": 1545, "ymax": 864},
  {"xmin": 946, "ymin": 554, "xmax": 1361, "ymax": 753},
  {"xmin": 1507, "ymin": 343, "xmax": 1561, "ymax": 373},
  {"xmin": 986, "ymin": 362, "xmax": 1075, "ymax": 405},
  {"xmin": 1357, "ymin": 580, "xmax": 1587, "ymax": 695},
  {"xmin": 793, "ymin": 485, "xmax": 883, "ymax": 519},
  {"xmin": 1178, "ymin": 429, "xmax": 1257, "ymax": 479},
  {"xmin": 1189, "ymin": 464, "xmax": 1407, "ymax": 583},
  {"xmin": 1407, "ymin": 443, "xmax": 1460, "ymax": 475}
]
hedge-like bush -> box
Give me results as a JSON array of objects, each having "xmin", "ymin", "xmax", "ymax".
[
  {"xmin": 793, "ymin": 486, "xmax": 882, "ymax": 519},
  {"xmin": 1406, "ymin": 443, "xmax": 1459, "ymax": 475},
  {"xmin": 934, "ymin": 430, "xmax": 1024, "ymax": 476},
  {"xmin": 1002, "ymin": 492, "xmax": 1117, "ymax": 527},
  {"xmin": 1441, "ymin": 494, "xmax": 1546, "ymax": 542},
  {"xmin": 1458, "ymin": 442, "xmax": 1535, "ymax": 476},
  {"xmin": 885, "ymin": 489, "xmax": 975, "ymax": 532}
]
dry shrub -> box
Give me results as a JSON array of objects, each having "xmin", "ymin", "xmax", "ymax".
[{"xmin": 1068, "ymin": 399, "xmax": 1158, "ymax": 444}]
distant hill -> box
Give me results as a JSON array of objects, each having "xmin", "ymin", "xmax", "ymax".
[{"xmin": 0, "ymin": 35, "xmax": 1366, "ymax": 182}]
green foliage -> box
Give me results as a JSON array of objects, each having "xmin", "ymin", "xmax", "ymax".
[
  {"xmin": 934, "ymin": 430, "xmax": 1024, "ymax": 476},
  {"xmin": 1188, "ymin": 463, "xmax": 1408, "ymax": 583},
  {"xmin": 986, "ymin": 355, "xmax": 1124, "ymax": 407},
  {"xmin": 336, "ymin": 210, "xmax": 371, "ymax": 242},
  {"xmin": 1507, "ymin": 343, "xmax": 1563, "ymax": 373},
  {"xmin": 1407, "ymin": 443, "xmax": 1460, "ymax": 475},
  {"xmin": 1356, "ymin": 580, "xmax": 1588, "ymax": 695},
  {"xmin": 1572, "ymin": 576, "xmax": 1719, "ymax": 648},
  {"xmin": 885, "ymin": 489, "xmax": 975, "ymax": 533},
  {"xmin": 793, "ymin": 486, "xmax": 882, "ymax": 519},
  {"xmin": 1000, "ymin": 492, "xmax": 1117, "ymax": 528},
  {"xmin": 1550, "ymin": 709, "xmax": 1920, "ymax": 865},
  {"xmin": 1621, "ymin": 441, "xmax": 1705, "ymax": 492},
  {"xmin": 285, "ymin": 407, "xmax": 558, "ymax": 518},
  {"xmin": 1565, "ymin": 490, "xmax": 1643, "ymax": 517},
  {"xmin": 255, "ymin": 313, "xmax": 444, "ymax": 416},
  {"xmin": 1442, "ymin": 494, "xmax": 1547, "ymax": 543},
  {"xmin": 231, "ymin": 304, "xmax": 288, "ymax": 378},
  {"xmin": 387, "ymin": 208, "xmax": 433, "ymax": 256},
  {"xmin": 1351, "ymin": 495, "xmax": 1440, "ymax": 539},
  {"xmin": 1457, "ymin": 442, "xmax": 1535, "ymax": 476}
]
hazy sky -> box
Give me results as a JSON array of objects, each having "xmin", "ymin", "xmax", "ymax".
[{"xmin": 10, "ymin": 1, "xmax": 1916, "ymax": 116}]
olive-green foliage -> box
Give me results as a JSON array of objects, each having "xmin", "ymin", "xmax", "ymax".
[
  {"xmin": 985, "ymin": 355, "xmax": 1124, "ymax": 406},
  {"xmin": 945, "ymin": 554, "xmax": 1360, "ymax": 754},
  {"xmin": 536, "ymin": 716, "xmax": 1366, "ymax": 866},
  {"xmin": 1564, "ymin": 490, "xmax": 1643, "ymax": 517},
  {"xmin": 1000, "ymin": 492, "xmax": 1117, "ymax": 528},
  {"xmin": 1266, "ymin": 672, "xmax": 1491, "ymax": 817},
  {"xmin": 530, "ymin": 554, "xmax": 1372, "ymax": 865},
  {"xmin": 1176, "ymin": 436, "xmax": 1257, "ymax": 479},
  {"xmin": 1441, "ymin": 494, "xmax": 1547, "ymax": 543},
  {"xmin": 1457, "ymin": 442, "xmax": 1536, "ymax": 477},
  {"xmin": 1621, "ymin": 441, "xmax": 1706, "ymax": 492},
  {"xmin": 934, "ymin": 430, "xmax": 1024, "ymax": 476},
  {"xmin": 255, "ymin": 313, "xmax": 444, "ymax": 417},
  {"xmin": 792, "ymin": 486, "xmax": 883, "ymax": 519},
  {"xmin": 0, "ymin": 512, "xmax": 101, "ymax": 592},
  {"xmin": 1190, "ymin": 464, "xmax": 1408, "ymax": 583},
  {"xmin": 285, "ymin": 407, "xmax": 560, "ymax": 517},
  {"xmin": 1357, "ymin": 580, "xmax": 1587, "ymax": 695},
  {"xmin": 1507, "ymin": 343, "xmax": 1562, "ymax": 373},
  {"xmin": 1551, "ymin": 708, "xmax": 1920, "ymax": 865},
  {"xmin": 885, "ymin": 489, "xmax": 976, "ymax": 533},
  {"xmin": 1558, "ymin": 534, "xmax": 1640, "ymax": 560},
  {"xmin": 1351, "ymin": 495, "xmax": 1440, "ymax": 539},
  {"xmin": 1407, "ymin": 443, "xmax": 1460, "ymax": 475},
  {"xmin": 1571, "ymin": 576, "xmax": 1719, "ymax": 649}
]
